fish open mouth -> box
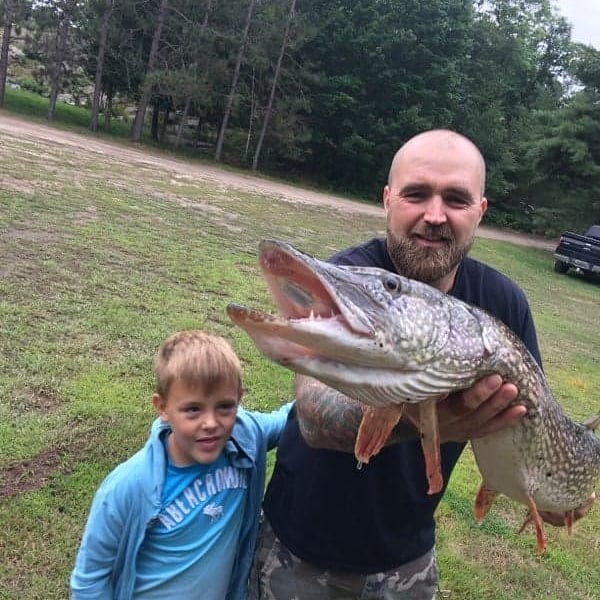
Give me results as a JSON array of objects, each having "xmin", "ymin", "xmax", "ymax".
[
  {"xmin": 226, "ymin": 240, "xmax": 375, "ymax": 365},
  {"xmin": 258, "ymin": 239, "xmax": 373, "ymax": 334},
  {"xmin": 258, "ymin": 240, "xmax": 343, "ymax": 322}
]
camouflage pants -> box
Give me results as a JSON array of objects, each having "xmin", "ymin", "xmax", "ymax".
[{"xmin": 248, "ymin": 518, "xmax": 440, "ymax": 600}]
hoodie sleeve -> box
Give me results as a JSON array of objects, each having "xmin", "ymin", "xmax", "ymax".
[
  {"xmin": 246, "ymin": 402, "xmax": 293, "ymax": 450},
  {"xmin": 69, "ymin": 463, "xmax": 141, "ymax": 599}
]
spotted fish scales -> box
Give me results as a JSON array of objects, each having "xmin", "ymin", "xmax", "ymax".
[{"xmin": 227, "ymin": 240, "xmax": 600, "ymax": 553}]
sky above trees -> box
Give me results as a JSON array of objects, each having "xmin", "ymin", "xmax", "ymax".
[{"xmin": 555, "ymin": 0, "xmax": 600, "ymax": 48}]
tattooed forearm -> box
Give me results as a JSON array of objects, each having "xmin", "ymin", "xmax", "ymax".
[
  {"xmin": 295, "ymin": 375, "xmax": 418, "ymax": 452},
  {"xmin": 296, "ymin": 376, "xmax": 362, "ymax": 452}
]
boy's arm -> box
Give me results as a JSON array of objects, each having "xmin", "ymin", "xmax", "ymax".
[
  {"xmin": 246, "ymin": 401, "xmax": 294, "ymax": 450},
  {"xmin": 70, "ymin": 483, "xmax": 125, "ymax": 599}
]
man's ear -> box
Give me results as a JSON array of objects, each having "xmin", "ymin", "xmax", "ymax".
[
  {"xmin": 383, "ymin": 185, "xmax": 391, "ymax": 213},
  {"xmin": 153, "ymin": 393, "xmax": 168, "ymax": 421},
  {"xmin": 478, "ymin": 196, "xmax": 488, "ymax": 223}
]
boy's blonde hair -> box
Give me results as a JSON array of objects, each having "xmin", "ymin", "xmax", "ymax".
[{"xmin": 154, "ymin": 330, "xmax": 242, "ymax": 398}]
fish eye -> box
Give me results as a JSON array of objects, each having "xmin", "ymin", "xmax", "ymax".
[{"xmin": 384, "ymin": 277, "xmax": 400, "ymax": 292}]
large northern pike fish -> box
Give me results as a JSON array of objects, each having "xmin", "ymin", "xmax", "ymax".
[{"xmin": 227, "ymin": 240, "xmax": 600, "ymax": 553}]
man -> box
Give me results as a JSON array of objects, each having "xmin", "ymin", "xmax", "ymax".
[{"xmin": 250, "ymin": 130, "xmax": 540, "ymax": 599}]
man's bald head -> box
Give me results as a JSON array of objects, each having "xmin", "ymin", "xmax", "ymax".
[{"xmin": 388, "ymin": 130, "xmax": 486, "ymax": 196}]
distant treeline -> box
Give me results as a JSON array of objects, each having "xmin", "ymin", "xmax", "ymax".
[{"xmin": 1, "ymin": 0, "xmax": 599, "ymax": 235}]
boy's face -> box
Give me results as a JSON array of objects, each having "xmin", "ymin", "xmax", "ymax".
[{"xmin": 153, "ymin": 379, "xmax": 240, "ymax": 466}]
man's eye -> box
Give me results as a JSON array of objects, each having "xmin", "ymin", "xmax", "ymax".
[
  {"xmin": 184, "ymin": 406, "xmax": 200, "ymax": 413},
  {"xmin": 218, "ymin": 403, "xmax": 237, "ymax": 413},
  {"xmin": 446, "ymin": 196, "xmax": 470, "ymax": 207},
  {"xmin": 405, "ymin": 192, "xmax": 425, "ymax": 200}
]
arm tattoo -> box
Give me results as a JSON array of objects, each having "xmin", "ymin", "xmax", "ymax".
[{"xmin": 295, "ymin": 376, "xmax": 418, "ymax": 453}]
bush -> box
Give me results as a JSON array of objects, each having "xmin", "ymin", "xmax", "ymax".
[
  {"xmin": 484, "ymin": 205, "xmax": 534, "ymax": 233},
  {"xmin": 13, "ymin": 75, "xmax": 48, "ymax": 96}
]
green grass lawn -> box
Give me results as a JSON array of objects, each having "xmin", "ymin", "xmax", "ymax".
[
  {"xmin": 0, "ymin": 109, "xmax": 598, "ymax": 599},
  {"xmin": 2, "ymin": 86, "xmax": 132, "ymax": 138}
]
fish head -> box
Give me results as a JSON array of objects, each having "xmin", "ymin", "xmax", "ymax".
[{"xmin": 227, "ymin": 240, "xmax": 490, "ymax": 406}]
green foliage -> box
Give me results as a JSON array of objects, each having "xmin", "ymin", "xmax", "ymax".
[
  {"xmin": 570, "ymin": 43, "xmax": 600, "ymax": 92},
  {"xmin": 2, "ymin": 86, "xmax": 135, "ymax": 137},
  {"xmin": 3, "ymin": 86, "xmax": 88, "ymax": 124},
  {"xmin": 516, "ymin": 91, "xmax": 600, "ymax": 235},
  {"xmin": 2, "ymin": 0, "xmax": 598, "ymax": 233},
  {"xmin": 294, "ymin": 0, "xmax": 474, "ymax": 195},
  {"xmin": 12, "ymin": 75, "xmax": 49, "ymax": 95}
]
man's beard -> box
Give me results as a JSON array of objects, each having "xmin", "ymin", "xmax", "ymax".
[{"xmin": 386, "ymin": 224, "xmax": 473, "ymax": 284}]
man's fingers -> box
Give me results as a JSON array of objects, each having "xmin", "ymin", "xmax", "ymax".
[
  {"xmin": 437, "ymin": 378, "xmax": 524, "ymax": 442},
  {"xmin": 460, "ymin": 374, "xmax": 503, "ymax": 410},
  {"xmin": 469, "ymin": 382, "xmax": 520, "ymax": 421},
  {"xmin": 442, "ymin": 376, "xmax": 515, "ymax": 422},
  {"xmin": 406, "ymin": 375, "xmax": 526, "ymax": 443},
  {"xmin": 469, "ymin": 404, "xmax": 526, "ymax": 439},
  {"xmin": 456, "ymin": 382, "xmax": 522, "ymax": 438}
]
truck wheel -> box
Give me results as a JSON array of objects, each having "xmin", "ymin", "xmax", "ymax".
[{"xmin": 554, "ymin": 260, "xmax": 568, "ymax": 273}]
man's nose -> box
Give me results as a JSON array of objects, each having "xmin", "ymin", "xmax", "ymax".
[{"xmin": 423, "ymin": 196, "xmax": 447, "ymax": 225}]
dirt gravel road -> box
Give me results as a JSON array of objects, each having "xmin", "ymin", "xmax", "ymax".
[{"xmin": 0, "ymin": 112, "xmax": 556, "ymax": 251}]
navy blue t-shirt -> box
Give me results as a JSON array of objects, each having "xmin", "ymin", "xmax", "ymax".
[{"xmin": 263, "ymin": 238, "xmax": 542, "ymax": 573}]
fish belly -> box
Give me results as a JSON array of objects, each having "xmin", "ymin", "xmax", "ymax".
[{"xmin": 472, "ymin": 428, "xmax": 534, "ymax": 505}]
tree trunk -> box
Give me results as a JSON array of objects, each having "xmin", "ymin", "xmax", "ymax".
[
  {"xmin": 203, "ymin": 0, "xmax": 212, "ymax": 27},
  {"xmin": 47, "ymin": 0, "xmax": 77, "ymax": 121},
  {"xmin": 214, "ymin": 0, "xmax": 256, "ymax": 161},
  {"xmin": 175, "ymin": 95, "xmax": 192, "ymax": 147},
  {"xmin": 244, "ymin": 66, "xmax": 256, "ymax": 162},
  {"xmin": 150, "ymin": 98, "xmax": 160, "ymax": 140},
  {"xmin": 252, "ymin": 0, "xmax": 296, "ymax": 171},
  {"xmin": 0, "ymin": 0, "xmax": 17, "ymax": 108},
  {"xmin": 89, "ymin": 0, "xmax": 114, "ymax": 132},
  {"xmin": 130, "ymin": 0, "xmax": 169, "ymax": 142},
  {"xmin": 104, "ymin": 84, "xmax": 113, "ymax": 132},
  {"xmin": 159, "ymin": 98, "xmax": 170, "ymax": 141}
]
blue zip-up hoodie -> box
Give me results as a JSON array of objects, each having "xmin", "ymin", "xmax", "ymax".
[{"xmin": 70, "ymin": 403, "xmax": 292, "ymax": 599}]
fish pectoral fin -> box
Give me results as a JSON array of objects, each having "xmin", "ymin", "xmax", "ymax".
[
  {"xmin": 354, "ymin": 405, "xmax": 403, "ymax": 464},
  {"xmin": 418, "ymin": 398, "xmax": 443, "ymax": 495},
  {"xmin": 519, "ymin": 495, "xmax": 547, "ymax": 554},
  {"xmin": 474, "ymin": 483, "xmax": 499, "ymax": 522}
]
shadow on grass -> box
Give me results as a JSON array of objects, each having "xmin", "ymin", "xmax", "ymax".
[{"xmin": 442, "ymin": 487, "xmax": 515, "ymax": 536}]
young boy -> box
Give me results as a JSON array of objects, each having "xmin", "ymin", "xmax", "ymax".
[{"xmin": 70, "ymin": 330, "xmax": 292, "ymax": 599}]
